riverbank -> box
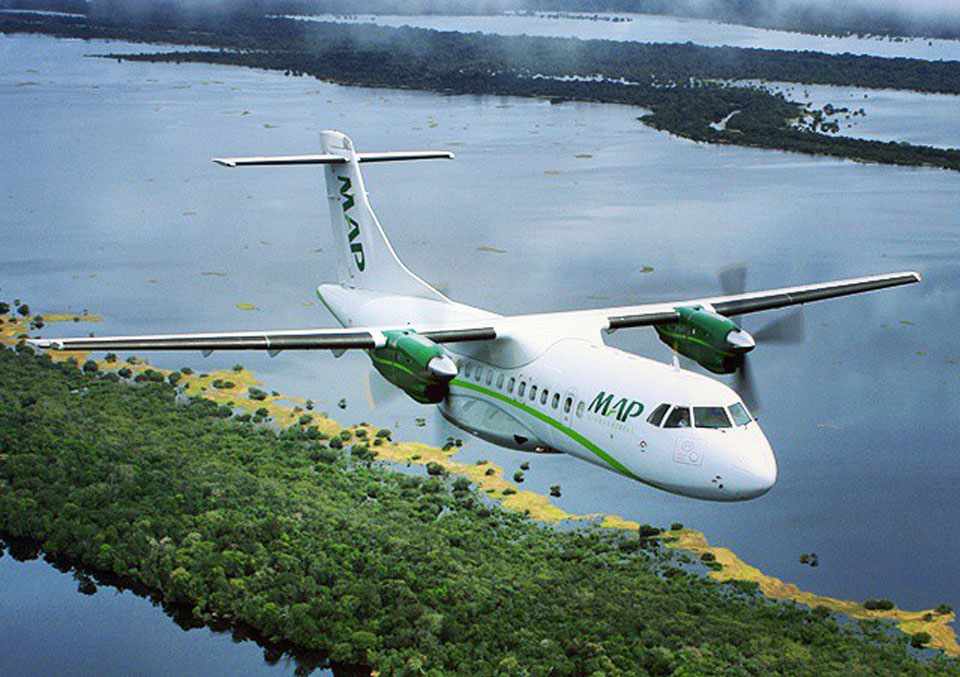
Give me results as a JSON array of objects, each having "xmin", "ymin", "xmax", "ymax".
[
  {"xmin": 2, "ymin": 309, "xmax": 958, "ymax": 671},
  {"xmin": 3, "ymin": 12, "xmax": 960, "ymax": 172}
]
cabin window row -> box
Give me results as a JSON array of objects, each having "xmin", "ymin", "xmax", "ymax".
[{"xmin": 460, "ymin": 360, "xmax": 575, "ymax": 415}]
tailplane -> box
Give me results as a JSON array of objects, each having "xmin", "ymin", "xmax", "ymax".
[{"xmin": 214, "ymin": 130, "xmax": 452, "ymax": 302}]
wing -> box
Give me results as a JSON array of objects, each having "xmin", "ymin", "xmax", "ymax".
[
  {"xmin": 599, "ymin": 271, "xmax": 921, "ymax": 329},
  {"xmin": 28, "ymin": 324, "xmax": 496, "ymax": 353},
  {"xmin": 28, "ymin": 271, "xmax": 919, "ymax": 353}
]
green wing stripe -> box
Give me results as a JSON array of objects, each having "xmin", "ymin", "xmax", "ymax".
[
  {"xmin": 451, "ymin": 379, "xmax": 638, "ymax": 480},
  {"xmin": 370, "ymin": 353, "xmax": 418, "ymax": 377},
  {"xmin": 656, "ymin": 327, "xmax": 735, "ymax": 356}
]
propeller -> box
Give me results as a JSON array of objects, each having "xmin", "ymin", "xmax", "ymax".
[
  {"xmin": 364, "ymin": 368, "xmax": 402, "ymax": 411},
  {"xmin": 718, "ymin": 264, "xmax": 806, "ymax": 411}
]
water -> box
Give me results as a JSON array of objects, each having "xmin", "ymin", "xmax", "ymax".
[
  {"xmin": 742, "ymin": 80, "xmax": 960, "ymax": 149},
  {"xmin": 0, "ymin": 545, "xmax": 332, "ymax": 675},
  {"xmin": 284, "ymin": 12, "xmax": 960, "ymax": 61},
  {"xmin": 2, "ymin": 33, "xmax": 959, "ymax": 668}
]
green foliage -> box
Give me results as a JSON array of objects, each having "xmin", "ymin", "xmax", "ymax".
[
  {"xmin": 519, "ymin": 461, "xmax": 530, "ymax": 470},
  {"xmin": 211, "ymin": 379, "xmax": 234, "ymax": 390},
  {"xmin": 549, "ymin": 485, "xmax": 561, "ymax": 497},
  {"xmin": 104, "ymin": 353, "xmax": 118, "ymax": 363},
  {"xmin": 17, "ymin": 303, "xmax": 30, "ymax": 317},
  {"xmin": 512, "ymin": 471, "xmax": 524, "ymax": 483},
  {"xmin": 82, "ymin": 360, "xmax": 98, "ymax": 373},
  {"xmin": 180, "ymin": 367, "xmax": 193, "ymax": 375},
  {"xmin": 912, "ymin": 632, "xmax": 933, "ymax": 648},
  {"xmin": 0, "ymin": 301, "xmax": 9, "ymax": 315},
  {"xmin": 375, "ymin": 428, "xmax": 391, "ymax": 439},
  {"xmin": 864, "ymin": 598, "xmax": 896, "ymax": 611},
  {"xmin": 232, "ymin": 364, "xmax": 243, "ymax": 372},
  {"xmin": 638, "ymin": 524, "xmax": 661, "ymax": 539},
  {"xmin": 117, "ymin": 367, "xmax": 132, "ymax": 379},
  {"xmin": 700, "ymin": 552, "xmax": 716, "ymax": 563},
  {"xmin": 248, "ymin": 387, "xmax": 267, "ymax": 401},
  {"xmin": 484, "ymin": 467, "xmax": 495, "ymax": 476},
  {"xmin": 426, "ymin": 462, "xmax": 447, "ymax": 477},
  {"xmin": 0, "ymin": 347, "xmax": 953, "ymax": 674},
  {"xmin": 167, "ymin": 372, "xmax": 181, "ymax": 386},
  {"xmin": 671, "ymin": 522, "xmax": 684, "ymax": 531},
  {"xmin": 298, "ymin": 414, "xmax": 313, "ymax": 426},
  {"xmin": 937, "ymin": 604, "xmax": 954, "ymax": 615}
]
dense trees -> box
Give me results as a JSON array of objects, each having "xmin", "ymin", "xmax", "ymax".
[{"xmin": 2, "ymin": 347, "xmax": 958, "ymax": 673}]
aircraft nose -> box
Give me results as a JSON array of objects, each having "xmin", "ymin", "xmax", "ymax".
[{"xmin": 731, "ymin": 438, "xmax": 778, "ymax": 499}]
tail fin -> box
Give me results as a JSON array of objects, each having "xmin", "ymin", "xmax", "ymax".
[{"xmin": 214, "ymin": 130, "xmax": 452, "ymax": 302}]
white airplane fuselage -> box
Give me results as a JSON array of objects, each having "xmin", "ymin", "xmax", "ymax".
[{"xmin": 319, "ymin": 284, "xmax": 777, "ymax": 502}]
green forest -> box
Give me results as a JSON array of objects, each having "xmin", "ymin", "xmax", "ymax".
[
  {"xmin": 2, "ymin": 345, "xmax": 959, "ymax": 674},
  {"xmin": 3, "ymin": 11, "xmax": 960, "ymax": 172}
]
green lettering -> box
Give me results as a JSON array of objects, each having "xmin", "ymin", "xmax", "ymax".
[
  {"xmin": 350, "ymin": 242, "xmax": 365, "ymax": 271},
  {"xmin": 588, "ymin": 392, "xmax": 614, "ymax": 416},
  {"xmin": 621, "ymin": 401, "xmax": 644, "ymax": 422}
]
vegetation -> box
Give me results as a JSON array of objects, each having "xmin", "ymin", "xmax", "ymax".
[
  {"xmin": 865, "ymin": 599, "xmax": 897, "ymax": 611},
  {"xmin": 4, "ymin": 12, "xmax": 960, "ymax": 171}
]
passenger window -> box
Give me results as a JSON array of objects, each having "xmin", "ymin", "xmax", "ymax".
[
  {"xmin": 508, "ymin": 377, "xmax": 515, "ymax": 393},
  {"xmin": 552, "ymin": 393, "xmax": 560, "ymax": 409},
  {"xmin": 694, "ymin": 406, "xmax": 732, "ymax": 429},
  {"xmin": 485, "ymin": 369, "xmax": 493, "ymax": 386},
  {"xmin": 564, "ymin": 397, "xmax": 572, "ymax": 414},
  {"xmin": 576, "ymin": 401, "xmax": 585, "ymax": 417},
  {"xmin": 496, "ymin": 373, "xmax": 504, "ymax": 389},
  {"xmin": 529, "ymin": 385, "xmax": 538, "ymax": 401},
  {"xmin": 664, "ymin": 407, "xmax": 691, "ymax": 429},
  {"xmin": 518, "ymin": 381, "xmax": 526, "ymax": 397},
  {"xmin": 647, "ymin": 403, "xmax": 670, "ymax": 427},
  {"xmin": 540, "ymin": 389, "xmax": 548, "ymax": 405},
  {"xmin": 464, "ymin": 362, "xmax": 472, "ymax": 378},
  {"xmin": 729, "ymin": 402, "xmax": 752, "ymax": 426}
]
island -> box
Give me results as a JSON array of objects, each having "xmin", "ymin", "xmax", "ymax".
[{"xmin": 3, "ymin": 9, "xmax": 960, "ymax": 172}]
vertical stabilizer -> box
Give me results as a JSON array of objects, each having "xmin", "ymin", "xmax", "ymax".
[{"xmin": 319, "ymin": 130, "xmax": 449, "ymax": 302}]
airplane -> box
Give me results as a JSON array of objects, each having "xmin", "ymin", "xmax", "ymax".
[{"xmin": 30, "ymin": 130, "xmax": 922, "ymax": 502}]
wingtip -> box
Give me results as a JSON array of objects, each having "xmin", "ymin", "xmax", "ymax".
[
  {"xmin": 911, "ymin": 271, "xmax": 923, "ymax": 283},
  {"xmin": 212, "ymin": 158, "xmax": 236, "ymax": 168}
]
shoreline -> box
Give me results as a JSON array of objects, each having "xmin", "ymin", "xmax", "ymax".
[{"xmin": 3, "ymin": 309, "xmax": 956, "ymax": 658}]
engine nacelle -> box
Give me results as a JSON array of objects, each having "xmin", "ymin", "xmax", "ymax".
[
  {"xmin": 370, "ymin": 330, "xmax": 458, "ymax": 404},
  {"xmin": 655, "ymin": 306, "xmax": 755, "ymax": 374}
]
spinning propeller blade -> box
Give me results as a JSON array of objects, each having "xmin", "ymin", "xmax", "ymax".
[
  {"xmin": 364, "ymin": 369, "xmax": 402, "ymax": 410},
  {"xmin": 716, "ymin": 264, "xmax": 806, "ymax": 411}
]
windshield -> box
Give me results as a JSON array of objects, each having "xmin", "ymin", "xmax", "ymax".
[
  {"xmin": 728, "ymin": 402, "xmax": 752, "ymax": 426},
  {"xmin": 663, "ymin": 406, "xmax": 691, "ymax": 428},
  {"xmin": 694, "ymin": 406, "xmax": 732, "ymax": 429}
]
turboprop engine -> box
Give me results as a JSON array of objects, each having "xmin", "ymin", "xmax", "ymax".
[
  {"xmin": 370, "ymin": 330, "xmax": 458, "ymax": 404},
  {"xmin": 655, "ymin": 306, "xmax": 755, "ymax": 374}
]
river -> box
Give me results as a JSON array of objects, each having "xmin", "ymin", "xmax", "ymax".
[{"xmin": 2, "ymin": 32, "xmax": 959, "ymax": 673}]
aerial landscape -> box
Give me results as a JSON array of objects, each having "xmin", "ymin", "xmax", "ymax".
[{"xmin": 1, "ymin": 0, "xmax": 959, "ymax": 675}]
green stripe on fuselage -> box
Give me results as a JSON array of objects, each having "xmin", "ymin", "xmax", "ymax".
[{"xmin": 450, "ymin": 378, "xmax": 639, "ymax": 481}]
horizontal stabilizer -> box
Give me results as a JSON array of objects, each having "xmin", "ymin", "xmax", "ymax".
[{"xmin": 213, "ymin": 151, "xmax": 454, "ymax": 167}]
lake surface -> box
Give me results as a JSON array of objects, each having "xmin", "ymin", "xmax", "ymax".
[
  {"xmin": 738, "ymin": 81, "xmax": 960, "ymax": 149},
  {"xmin": 284, "ymin": 12, "xmax": 960, "ymax": 61},
  {"xmin": 2, "ymin": 32, "xmax": 959, "ymax": 671},
  {"xmin": 0, "ymin": 544, "xmax": 332, "ymax": 676}
]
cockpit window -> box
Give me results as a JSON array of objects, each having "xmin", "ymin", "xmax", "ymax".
[
  {"xmin": 694, "ymin": 407, "xmax": 732, "ymax": 429},
  {"xmin": 729, "ymin": 402, "xmax": 752, "ymax": 426},
  {"xmin": 647, "ymin": 403, "xmax": 670, "ymax": 427},
  {"xmin": 663, "ymin": 406, "xmax": 691, "ymax": 428}
]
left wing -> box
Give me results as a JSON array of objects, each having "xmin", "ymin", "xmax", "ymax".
[{"xmin": 598, "ymin": 270, "xmax": 921, "ymax": 330}]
